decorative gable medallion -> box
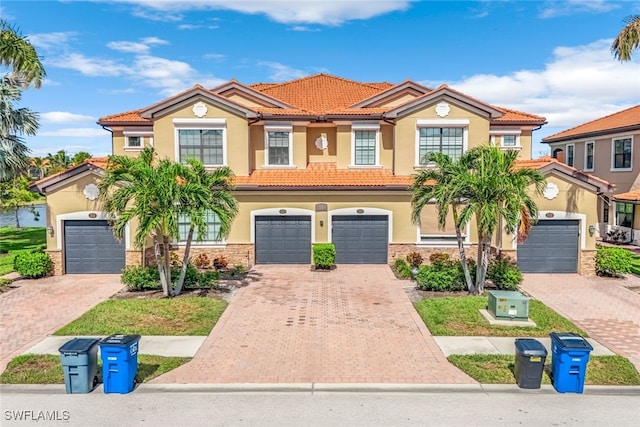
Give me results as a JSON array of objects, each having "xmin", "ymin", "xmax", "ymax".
[
  {"xmin": 543, "ymin": 182, "xmax": 559, "ymax": 200},
  {"xmin": 435, "ymin": 101, "xmax": 451, "ymax": 118},
  {"xmin": 83, "ymin": 183, "xmax": 99, "ymax": 201},
  {"xmin": 192, "ymin": 101, "xmax": 208, "ymax": 118},
  {"xmin": 315, "ymin": 134, "xmax": 328, "ymax": 150}
]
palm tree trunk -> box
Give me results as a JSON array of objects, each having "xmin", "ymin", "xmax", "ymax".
[
  {"xmin": 172, "ymin": 225, "xmax": 195, "ymax": 297},
  {"xmin": 154, "ymin": 241, "xmax": 169, "ymax": 297},
  {"xmin": 453, "ymin": 207, "xmax": 474, "ymax": 293},
  {"xmin": 162, "ymin": 236, "xmax": 173, "ymax": 296},
  {"xmin": 475, "ymin": 237, "xmax": 491, "ymax": 295}
]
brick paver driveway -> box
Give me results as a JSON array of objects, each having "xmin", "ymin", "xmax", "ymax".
[
  {"xmin": 155, "ymin": 265, "xmax": 473, "ymax": 384},
  {"xmin": 520, "ymin": 274, "xmax": 640, "ymax": 371},
  {"xmin": 0, "ymin": 275, "xmax": 123, "ymax": 372}
]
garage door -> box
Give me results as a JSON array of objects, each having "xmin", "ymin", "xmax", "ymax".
[
  {"xmin": 64, "ymin": 220, "xmax": 125, "ymax": 274},
  {"xmin": 517, "ymin": 220, "xmax": 579, "ymax": 273},
  {"xmin": 332, "ymin": 215, "xmax": 388, "ymax": 264},
  {"xmin": 255, "ymin": 216, "xmax": 311, "ymax": 264}
]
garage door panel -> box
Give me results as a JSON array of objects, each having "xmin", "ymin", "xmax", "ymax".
[
  {"xmin": 64, "ymin": 220, "xmax": 125, "ymax": 274},
  {"xmin": 332, "ymin": 215, "xmax": 388, "ymax": 264},
  {"xmin": 255, "ymin": 216, "xmax": 311, "ymax": 264},
  {"xmin": 517, "ymin": 220, "xmax": 578, "ymax": 273}
]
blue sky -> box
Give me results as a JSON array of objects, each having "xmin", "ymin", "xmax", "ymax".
[{"xmin": 3, "ymin": 0, "xmax": 640, "ymax": 158}]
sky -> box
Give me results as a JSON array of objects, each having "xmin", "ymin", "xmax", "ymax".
[{"xmin": 2, "ymin": 0, "xmax": 640, "ymax": 159}]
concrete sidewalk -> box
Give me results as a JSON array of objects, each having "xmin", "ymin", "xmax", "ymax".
[{"xmin": 22, "ymin": 335, "xmax": 614, "ymax": 359}]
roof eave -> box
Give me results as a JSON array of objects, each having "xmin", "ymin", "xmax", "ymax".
[{"xmin": 542, "ymin": 124, "xmax": 640, "ymax": 144}]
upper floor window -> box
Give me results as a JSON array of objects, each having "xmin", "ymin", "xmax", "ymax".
[
  {"xmin": 566, "ymin": 144, "xmax": 575, "ymax": 167},
  {"xmin": 489, "ymin": 130, "xmax": 521, "ymax": 151},
  {"xmin": 173, "ymin": 118, "xmax": 226, "ymax": 166},
  {"xmin": 585, "ymin": 142, "xmax": 594, "ymax": 171},
  {"xmin": 603, "ymin": 196, "xmax": 610, "ymax": 224},
  {"xmin": 418, "ymin": 127, "xmax": 464, "ymax": 164},
  {"xmin": 612, "ymin": 137, "xmax": 632, "ymax": 170},
  {"xmin": 264, "ymin": 125, "xmax": 293, "ymax": 167},
  {"xmin": 126, "ymin": 136, "xmax": 141, "ymax": 148},
  {"xmin": 615, "ymin": 202, "xmax": 633, "ymax": 228},
  {"xmin": 351, "ymin": 123, "xmax": 380, "ymax": 167},
  {"xmin": 178, "ymin": 129, "xmax": 224, "ymax": 165},
  {"xmin": 123, "ymin": 130, "xmax": 152, "ymax": 151},
  {"xmin": 503, "ymin": 135, "xmax": 517, "ymax": 147},
  {"xmin": 178, "ymin": 210, "xmax": 223, "ymax": 244}
]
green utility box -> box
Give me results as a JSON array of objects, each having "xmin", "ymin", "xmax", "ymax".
[{"xmin": 487, "ymin": 290, "xmax": 529, "ymax": 320}]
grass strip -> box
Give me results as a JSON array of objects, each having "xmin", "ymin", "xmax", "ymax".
[
  {"xmin": 0, "ymin": 227, "xmax": 46, "ymax": 275},
  {"xmin": 414, "ymin": 296, "xmax": 587, "ymax": 337},
  {"xmin": 54, "ymin": 298, "xmax": 227, "ymax": 336}
]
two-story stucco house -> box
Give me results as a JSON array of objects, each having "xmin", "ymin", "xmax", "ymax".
[
  {"xmin": 33, "ymin": 74, "xmax": 612, "ymax": 275},
  {"xmin": 542, "ymin": 105, "xmax": 640, "ymax": 244}
]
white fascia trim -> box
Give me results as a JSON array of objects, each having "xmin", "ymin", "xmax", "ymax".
[
  {"xmin": 489, "ymin": 129, "xmax": 521, "ymax": 135},
  {"xmin": 610, "ymin": 135, "xmax": 633, "ymax": 172},
  {"xmin": 415, "ymin": 221, "xmax": 470, "ymax": 245},
  {"xmin": 123, "ymin": 130, "xmax": 154, "ymax": 136},
  {"xmin": 351, "ymin": 126, "xmax": 380, "ymax": 167},
  {"xmin": 584, "ymin": 141, "xmax": 595, "ymax": 171},
  {"xmin": 511, "ymin": 211, "xmax": 587, "ymax": 250},
  {"xmin": 351, "ymin": 123, "xmax": 381, "ymax": 130},
  {"xmin": 264, "ymin": 124, "xmax": 293, "ymax": 132},
  {"xmin": 55, "ymin": 211, "xmax": 131, "ymax": 250},
  {"xmin": 328, "ymin": 207, "xmax": 393, "ymax": 243},
  {"xmin": 416, "ymin": 119, "xmax": 470, "ymax": 126},
  {"xmin": 172, "ymin": 118, "xmax": 226, "ymax": 126},
  {"xmin": 174, "ymin": 120, "xmax": 228, "ymax": 167},
  {"xmin": 250, "ymin": 208, "xmax": 315, "ymax": 243}
]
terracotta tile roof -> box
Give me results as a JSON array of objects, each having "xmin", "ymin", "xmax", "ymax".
[
  {"xmin": 233, "ymin": 162, "xmax": 411, "ymax": 188},
  {"xmin": 98, "ymin": 109, "xmax": 150, "ymax": 124},
  {"xmin": 31, "ymin": 157, "xmax": 109, "ymax": 189},
  {"xmin": 493, "ymin": 106, "xmax": 546, "ymax": 123},
  {"xmin": 543, "ymin": 105, "xmax": 640, "ymax": 142},
  {"xmin": 514, "ymin": 156, "xmax": 613, "ymax": 190},
  {"xmin": 614, "ymin": 189, "xmax": 640, "ymax": 202}
]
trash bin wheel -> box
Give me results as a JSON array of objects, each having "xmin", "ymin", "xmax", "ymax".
[{"xmin": 93, "ymin": 375, "xmax": 99, "ymax": 388}]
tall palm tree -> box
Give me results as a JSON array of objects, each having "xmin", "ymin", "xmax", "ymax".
[
  {"xmin": 457, "ymin": 145, "xmax": 545, "ymax": 294},
  {"xmin": 71, "ymin": 151, "xmax": 92, "ymax": 166},
  {"xmin": 0, "ymin": 19, "xmax": 46, "ymax": 88},
  {"xmin": 410, "ymin": 152, "xmax": 475, "ymax": 292},
  {"xmin": 30, "ymin": 156, "xmax": 50, "ymax": 179},
  {"xmin": 612, "ymin": 15, "xmax": 640, "ymax": 61},
  {"xmin": 0, "ymin": 74, "xmax": 38, "ymax": 181},
  {"xmin": 99, "ymin": 147, "xmax": 238, "ymax": 297},
  {"xmin": 46, "ymin": 150, "xmax": 72, "ymax": 173}
]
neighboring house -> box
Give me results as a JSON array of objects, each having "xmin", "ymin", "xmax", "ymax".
[
  {"xmin": 33, "ymin": 74, "xmax": 612, "ymax": 275},
  {"xmin": 542, "ymin": 105, "xmax": 640, "ymax": 244}
]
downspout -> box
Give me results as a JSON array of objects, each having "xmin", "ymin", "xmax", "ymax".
[
  {"xmin": 382, "ymin": 114, "xmax": 397, "ymax": 174},
  {"xmin": 247, "ymin": 113, "xmax": 263, "ymax": 173}
]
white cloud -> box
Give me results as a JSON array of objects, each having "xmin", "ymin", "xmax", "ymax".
[
  {"xmin": 132, "ymin": 55, "xmax": 226, "ymax": 95},
  {"xmin": 435, "ymin": 39, "xmax": 640, "ymax": 129},
  {"xmin": 28, "ymin": 32, "xmax": 76, "ymax": 51},
  {"xmin": 540, "ymin": 0, "xmax": 619, "ymax": 18},
  {"xmin": 107, "ymin": 37, "xmax": 169, "ymax": 54},
  {"xmin": 258, "ymin": 61, "xmax": 308, "ymax": 81},
  {"xmin": 41, "ymin": 112, "xmax": 95, "ymax": 124},
  {"xmin": 48, "ymin": 53, "xmax": 128, "ymax": 77},
  {"xmin": 39, "ymin": 128, "xmax": 109, "ymax": 138},
  {"xmin": 107, "ymin": 0, "xmax": 416, "ymax": 25},
  {"xmin": 203, "ymin": 53, "xmax": 225, "ymax": 62}
]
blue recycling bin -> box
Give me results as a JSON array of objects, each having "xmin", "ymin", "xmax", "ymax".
[
  {"xmin": 59, "ymin": 338, "xmax": 100, "ymax": 394},
  {"xmin": 550, "ymin": 332, "xmax": 593, "ymax": 393},
  {"xmin": 99, "ymin": 334, "xmax": 141, "ymax": 394}
]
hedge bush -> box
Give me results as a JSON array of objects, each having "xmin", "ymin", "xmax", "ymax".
[
  {"xmin": 487, "ymin": 257, "xmax": 522, "ymax": 290},
  {"xmin": 121, "ymin": 265, "xmax": 219, "ymax": 291},
  {"xmin": 595, "ymin": 246, "xmax": 634, "ymax": 277},
  {"xmin": 313, "ymin": 244, "xmax": 335, "ymax": 269},
  {"xmin": 13, "ymin": 251, "xmax": 52, "ymax": 278},
  {"xmin": 416, "ymin": 255, "xmax": 466, "ymax": 292}
]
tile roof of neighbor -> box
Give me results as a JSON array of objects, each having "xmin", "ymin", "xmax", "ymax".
[
  {"xmin": 514, "ymin": 156, "xmax": 612, "ymax": 190},
  {"xmin": 614, "ymin": 189, "xmax": 640, "ymax": 201},
  {"xmin": 31, "ymin": 157, "xmax": 109, "ymax": 189},
  {"xmin": 542, "ymin": 105, "xmax": 640, "ymax": 142},
  {"xmin": 98, "ymin": 73, "xmax": 544, "ymax": 124}
]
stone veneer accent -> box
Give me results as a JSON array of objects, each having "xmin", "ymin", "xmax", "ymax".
[
  {"xmin": 47, "ymin": 250, "xmax": 63, "ymax": 276},
  {"xmin": 388, "ymin": 244, "xmax": 480, "ymax": 265},
  {"xmin": 168, "ymin": 244, "xmax": 255, "ymax": 271}
]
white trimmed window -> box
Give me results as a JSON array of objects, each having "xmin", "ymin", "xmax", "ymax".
[
  {"xmin": 264, "ymin": 124, "xmax": 293, "ymax": 166},
  {"xmin": 585, "ymin": 141, "xmax": 594, "ymax": 171},
  {"xmin": 173, "ymin": 118, "xmax": 227, "ymax": 166},
  {"xmin": 351, "ymin": 123, "xmax": 380, "ymax": 166},
  {"xmin": 612, "ymin": 136, "xmax": 632, "ymax": 170},
  {"xmin": 123, "ymin": 130, "xmax": 153, "ymax": 151},
  {"xmin": 178, "ymin": 210, "xmax": 223, "ymax": 244},
  {"xmin": 416, "ymin": 120, "xmax": 469, "ymax": 165},
  {"xmin": 615, "ymin": 203, "xmax": 633, "ymax": 228},
  {"xmin": 489, "ymin": 130, "xmax": 521, "ymax": 150},
  {"xmin": 566, "ymin": 144, "xmax": 575, "ymax": 167}
]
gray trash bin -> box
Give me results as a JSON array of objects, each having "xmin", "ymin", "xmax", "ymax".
[
  {"xmin": 59, "ymin": 338, "xmax": 100, "ymax": 393},
  {"xmin": 514, "ymin": 338, "xmax": 548, "ymax": 389}
]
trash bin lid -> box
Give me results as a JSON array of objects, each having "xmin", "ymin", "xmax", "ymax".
[
  {"xmin": 515, "ymin": 338, "xmax": 548, "ymax": 356},
  {"xmin": 99, "ymin": 334, "xmax": 141, "ymax": 347},
  {"xmin": 550, "ymin": 332, "xmax": 593, "ymax": 350},
  {"xmin": 58, "ymin": 338, "xmax": 100, "ymax": 353}
]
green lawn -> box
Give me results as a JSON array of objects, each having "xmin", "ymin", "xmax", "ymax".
[
  {"xmin": 629, "ymin": 252, "xmax": 640, "ymax": 276},
  {"xmin": 0, "ymin": 354, "xmax": 191, "ymax": 384},
  {"xmin": 0, "ymin": 226, "xmax": 46, "ymax": 275},
  {"xmin": 448, "ymin": 354, "xmax": 640, "ymax": 386},
  {"xmin": 54, "ymin": 297, "xmax": 227, "ymax": 336},
  {"xmin": 414, "ymin": 296, "xmax": 587, "ymax": 337}
]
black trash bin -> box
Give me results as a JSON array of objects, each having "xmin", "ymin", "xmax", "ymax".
[
  {"xmin": 514, "ymin": 338, "xmax": 548, "ymax": 389},
  {"xmin": 59, "ymin": 338, "xmax": 100, "ymax": 394}
]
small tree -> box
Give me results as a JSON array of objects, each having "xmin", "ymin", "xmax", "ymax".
[{"xmin": 0, "ymin": 175, "xmax": 41, "ymax": 228}]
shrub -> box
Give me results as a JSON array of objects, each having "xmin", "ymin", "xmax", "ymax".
[
  {"xmin": 595, "ymin": 246, "xmax": 634, "ymax": 277},
  {"xmin": 457, "ymin": 258, "xmax": 477, "ymax": 289},
  {"xmin": 194, "ymin": 253, "xmax": 211, "ymax": 269},
  {"xmin": 487, "ymin": 256, "xmax": 522, "ymax": 290},
  {"xmin": 13, "ymin": 251, "xmax": 51, "ymax": 278},
  {"xmin": 121, "ymin": 266, "xmax": 161, "ymax": 291},
  {"xmin": 313, "ymin": 244, "xmax": 336, "ymax": 269},
  {"xmin": 228, "ymin": 265, "xmax": 245, "ymax": 277},
  {"xmin": 171, "ymin": 264, "xmax": 201, "ymax": 288},
  {"xmin": 393, "ymin": 258, "xmax": 413, "ymax": 279},
  {"xmin": 212, "ymin": 256, "xmax": 229, "ymax": 271},
  {"xmin": 416, "ymin": 261, "xmax": 465, "ymax": 292},
  {"xmin": 429, "ymin": 252, "xmax": 451, "ymax": 265},
  {"xmin": 0, "ymin": 277, "xmax": 12, "ymax": 287},
  {"xmin": 405, "ymin": 251, "xmax": 423, "ymax": 269}
]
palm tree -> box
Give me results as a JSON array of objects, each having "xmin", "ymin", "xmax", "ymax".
[
  {"xmin": 0, "ymin": 20, "xmax": 46, "ymax": 88},
  {"xmin": 457, "ymin": 145, "xmax": 545, "ymax": 294},
  {"xmin": 410, "ymin": 152, "xmax": 475, "ymax": 292},
  {"xmin": 71, "ymin": 151, "xmax": 92, "ymax": 166},
  {"xmin": 612, "ymin": 15, "xmax": 640, "ymax": 61},
  {"xmin": 0, "ymin": 74, "xmax": 38, "ymax": 181},
  {"xmin": 99, "ymin": 147, "xmax": 238, "ymax": 297},
  {"xmin": 46, "ymin": 150, "xmax": 72, "ymax": 173},
  {"xmin": 29, "ymin": 156, "xmax": 50, "ymax": 179}
]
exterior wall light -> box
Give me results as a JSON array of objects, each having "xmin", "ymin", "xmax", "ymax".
[
  {"xmin": 588, "ymin": 225, "xmax": 596, "ymax": 236},
  {"xmin": 47, "ymin": 226, "xmax": 54, "ymax": 236}
]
